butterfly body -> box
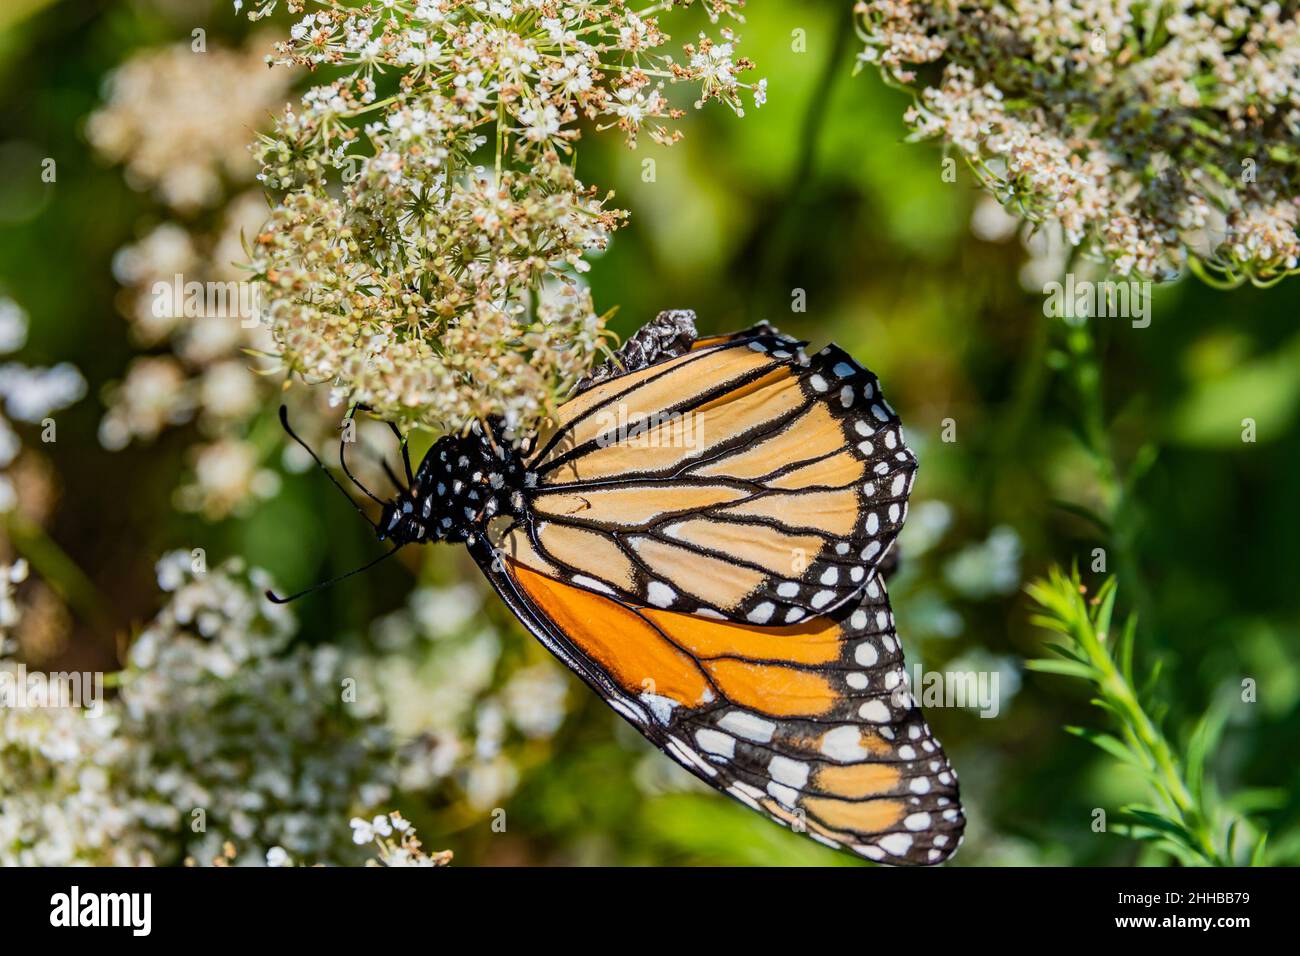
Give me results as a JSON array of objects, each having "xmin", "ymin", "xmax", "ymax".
[{"xmin": 376, "ymin": 421, "xmax": 529, "ymax": 546}]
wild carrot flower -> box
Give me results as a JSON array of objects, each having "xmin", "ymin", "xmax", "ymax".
[
  {"xmin": 358, "ymin": 579, "xmax": 571, "ymax": 808},
  {"xmin": 0, "ymin": 298, "xmax": 85, "ymax": 515},
  {"xmin": 0, "ymin": 553, "xmax": 397, "ymax": 865},
  {"xmin": 86, "ymin": 38, "xmax": 295, "ymax": 214},
  {"xmin": 856, "ymin": 0, "xmax": 1300, "ymax": 285},
  {"xmin": 89, "ymin": 39, "xmax": 296, "ymax": 519},
  {"xmin": 242, "ymin": 0, "xmax": 760, "ymax": 436},
  {"xmin": 362, "ymin": 811, "xmax": 453, "ymax": 866}
]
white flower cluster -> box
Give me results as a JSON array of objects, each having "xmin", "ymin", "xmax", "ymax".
[
  {"xmin": 857, "ymin": 0, "xmax": 1300, "ymax": 283},
  {"xmin": 99, "ymin": 197, "xmax": 275, "ymax": 453},
  {"xmin": 0, "ymin": 553, "xmax": 395, "ymax": 865},
  {"xmin": 87, "ymin": 37, "xmax": 304, "ymax": 520},
  {"xmin": 244, "ymin": 0, "xmax": 760, "ymax": 435},
  {"xmin": 349, "ymin": 810, "xmax": 452, "ymax": 866},
  {"xmin": 262, "ymin": 811, "xmax": 451, "ymax": 866},
  {"xmin": 86, "ymin": 39, "xmax": 295, "ymax": 213},
  {"xmin": 0, "ymin": 560, "xmax": 26, "ymax": 650},
  {"xmin": 0, "ymin": 298, "xmax": 86, "ymax": 514}
]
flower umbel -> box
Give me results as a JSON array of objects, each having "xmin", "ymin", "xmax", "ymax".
[
  {"xmin": 0, "ymin": 553, "xmax": 396, "ymax": 866},
  {"xmin": 856, "ymin": 0, "xmax": 1300, "ymax": 285},
  {"xmin": 244, "ymin": 0, "xmax": 760, "ymax": 436}
]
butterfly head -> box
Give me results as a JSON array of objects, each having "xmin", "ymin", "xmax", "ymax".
[{"xmin": 376, "ymin": 494, "xmax": 435, "ymax": 545}]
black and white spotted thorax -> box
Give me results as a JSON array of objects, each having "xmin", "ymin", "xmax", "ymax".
[{"xmin": 377, "ymin": 420, "xmax": 532, "ymax": 545}]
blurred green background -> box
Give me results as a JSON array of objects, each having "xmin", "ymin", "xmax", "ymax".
[{"xmin": 2, "ymin": 0, "xmax": 1298, "ymax": 865}]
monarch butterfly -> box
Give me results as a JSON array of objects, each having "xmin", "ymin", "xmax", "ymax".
[{"xmin": 273, "ymin": 311, "xmax": 965, "ymax": 865}]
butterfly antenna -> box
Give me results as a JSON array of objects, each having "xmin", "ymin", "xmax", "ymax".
[
  {"xmin": 388, "ymin": 421, "xmax": 415, "ymax": 485},
  {"xmin": 265, "ymin": 545, "xmax": 404, "ymax": 604},
  {"xmin": 277, "ymin": 405, "xmax": 378, "ymax": 530},
  {"xmin": 339, "ymin": 405, "xmax": 390, "ymax": 505},
  {"xmin": 339, "ymin": 438, "xmax": 386, "ymax": 507}
]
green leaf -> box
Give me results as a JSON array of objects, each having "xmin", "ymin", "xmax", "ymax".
[
  {"xmin": 1224, "ymin": 819, "xmax": 1239, "ymax": 863},
  {"xmin": 1043, "ymin": 641, "xmax": 1089, "ymax": 665},
  {"xmin": 1139, "ymin": 658, "xmax": 1165, "ymax": 706},
  {"xmin": 1049, "ymin": 498, "xmax": 1111, "ymax": 533},
  {"xmin": 1024, "ymin": 658, "xmax": 1097, "ymax": 680},
  {"xmin": 1168, "ymin": 331, "xmax": 1300, "ymax": 448},
  {"xmin": 1185, "ymin": 705, "xmax": 1227, "ymax": 807},
  {"xmin": 1027, "ymin": 567, "xmax": 1264, "ymax": 867},
  {"xmin": 1092, "ymin": 578, "xmax": 1118, "ymax": 642},
  {"xmin": 1155, "ymin": 840, "xmax": 1206, "ymax": 867},
  {"xmin": 1224, "ymin": 787, "xmax": 1289, "ymax": 813},
  {"xmin": 1123, "ymin": 807, "xmax": 1194, "ymax": 843},
  {"xmin": 1117, "ymin": 616, "xmax": 1138, "ymax": 687},
  {"xmin": 1251, "ymin": 832, "xmax": 1269, "ymax": 866},
  {"xmin": 1064, "ymin": 726, "xmax": 1140, "ymax": 766}
]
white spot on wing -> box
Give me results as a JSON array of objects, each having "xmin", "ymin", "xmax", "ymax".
[
  {"xmin": 572, "ymin": 574, "xmax": 615, "ymax": 596},
  {"xmin": 768, "ymin": 755, "xmax": 810, "ymax": 788},
  {"xmin": 646, "ymin": 581, "xmax": 676, "ymax": 608},
  {"xmin": 695, "ymin": 728, "xmax": 736, "ymax": 758},
  {"xmin": 718, "ymin": 710, "xmax": 776, "ymax": 743},
  {"xmin": 607, "ymin": 697, "xmax": 649, "ymax": 725},
  {"xmin": 639, "ymin": 692, "xmax": 678, "ymax": 726},
  {"xmin": 665, "ymin": 736, "xmax": 718, "ymax": 777},
  {"xmin": 880, "ymin": 833, "xmax": 913, "ymax": 855},
  {"xmin": 859, "ymin": 700, "xmax": 891, "ymax": 723},
  {"xmin": 766, "ymin": 781, "xmax": 800, "ymax": 808},
  {"xmin": 820, "ymin": 725, "xmax": 867, "ymax": 761}
]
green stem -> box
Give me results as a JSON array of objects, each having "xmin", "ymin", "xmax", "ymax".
[
  {"xmin": 1057, "ymin": 312, "xmax": 1154, "ymax": 627},
  {"xmin": 495, "ymin": 97, "xmax": 506, "ymax": 178},
  {"xmin": 1063, "ymin": 318, "xmax": 1121, "ymax": 506},
  {"xmin": 984, "ymin": 309, "xmax": 1050, "ymax": 514},
  {"xmin": 1088, "ymin": 640, "xmax": 1223, "ymax": 865},
  {"xmin": 1036, "ymin": 572, "xmax": 1231, "ymax": 865},
  {"xmin": 4, "ymin": 512, "xmax": 114, "ymax": 635},
  {"xmin": 747, "ymin": 9, "xmax": 851, "ymax": 308}
]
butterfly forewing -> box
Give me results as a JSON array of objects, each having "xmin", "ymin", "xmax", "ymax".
[{"xmin": 513, "ymin": 325, "xmax": 917, "ymax": 625}]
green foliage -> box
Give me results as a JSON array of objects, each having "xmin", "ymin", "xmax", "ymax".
[{"xmin": 1026, "ymin": 566, "xmax": 1267, "ymax": 866}]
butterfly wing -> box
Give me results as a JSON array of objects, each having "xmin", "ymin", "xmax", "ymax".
[
  {"xmin": 504, "ymin": 321, "xmax": 916, "ymax": 624},
  {"xmin": 469, "ymin": 535, "xmax": 964, "ymax": 865}
]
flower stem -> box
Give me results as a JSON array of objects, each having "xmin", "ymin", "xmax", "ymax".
[
  {"xmin": 1088, "ymin": 639, "xmax": 1220, "ymax": 863},
  {"xmin": 4, "ymin": 512, "xmax": 114, "ymax": 634}
]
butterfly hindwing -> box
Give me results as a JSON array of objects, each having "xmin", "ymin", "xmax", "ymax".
[
  {"xmin": 512, "ymin": 319, "xmax": 916, "ymax": 625},
  {"xmin": 470, "ymin": 536, "xmax": 964, "ymax": 865}
]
